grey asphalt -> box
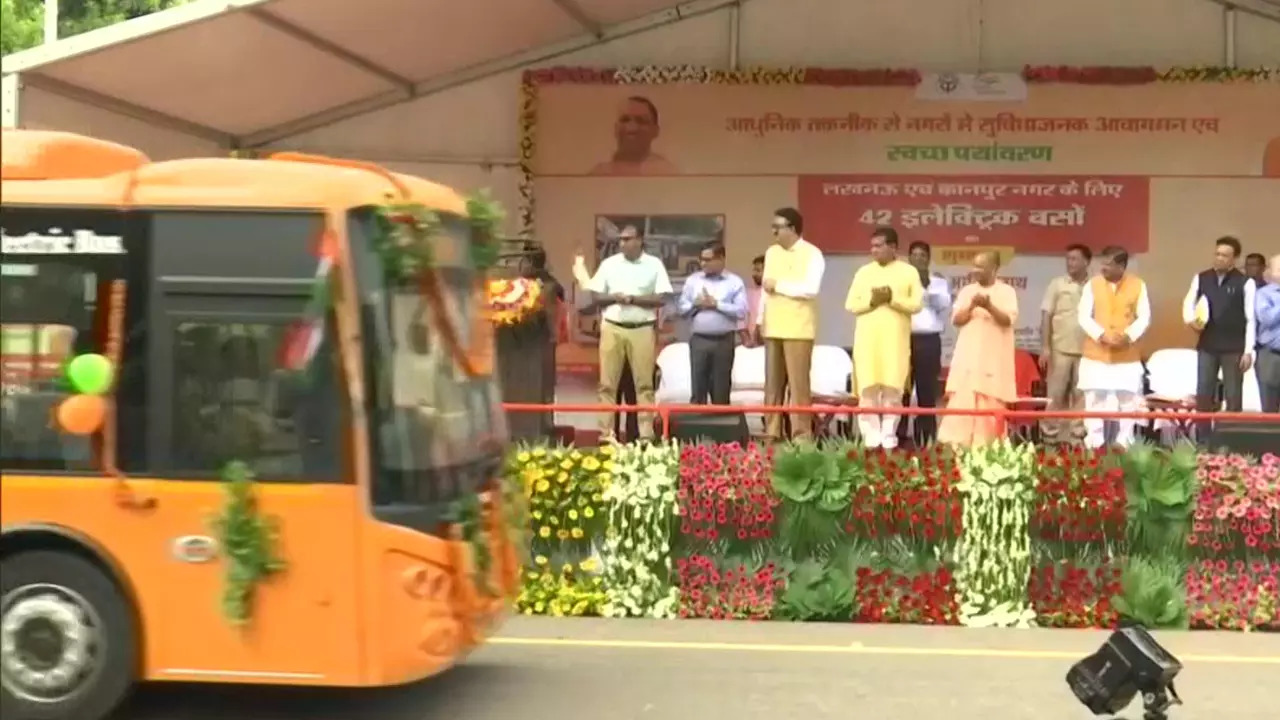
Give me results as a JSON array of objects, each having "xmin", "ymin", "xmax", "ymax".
[{"xmin": 127, "ymin": 617, "xmax": 1280, "ymax": 720}]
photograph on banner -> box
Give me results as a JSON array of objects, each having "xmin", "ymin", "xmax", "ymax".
[{"xmin": 533, "ymin": 81, "xmax": 1280, "ymax": 351}]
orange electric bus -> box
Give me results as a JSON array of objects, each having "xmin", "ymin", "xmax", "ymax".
[{"xmin": 0, "ymin": 131, "xmax": 521, "ymax": 720}]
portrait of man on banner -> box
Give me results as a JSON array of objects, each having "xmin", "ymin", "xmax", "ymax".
[{"xmin": 589, "ymin": 96, "xmax": 680, "ymax": 176}]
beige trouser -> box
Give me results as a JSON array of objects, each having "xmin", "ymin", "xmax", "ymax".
[
  {"xmin": 598, "ymin": 321, "xmax": 657, "ymax": 438},
  {"xmin": 1041, "ymin": 351, "xmax": 1085, "ymax": 443},
  {"xmin": 764, "ymin": 338, "xmax": 814, "ymax": 440}
]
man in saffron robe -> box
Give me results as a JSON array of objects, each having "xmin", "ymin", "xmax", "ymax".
[
  {"xmin": 1076, "ymin": 245, "xmax": 1151, "ymax": 449},
  {"xmin": 938, "ymin": 251, "xmax": 1019, "ymax": 447},
  {"xmin": 845, "ymin": 227, "xmax": 923, "ymax": 449}
]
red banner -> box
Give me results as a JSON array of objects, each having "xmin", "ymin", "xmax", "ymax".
[{"xmin": 797, "ymin": 175, "xmax": 1149, "ymax": 254}]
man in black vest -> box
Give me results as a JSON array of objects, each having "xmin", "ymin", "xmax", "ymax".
[{"xmin": 1183, "ymin": 236, "xmax": 1257, "ymax": 437}]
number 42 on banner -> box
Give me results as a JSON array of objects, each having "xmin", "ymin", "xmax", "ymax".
[{"xmin": 859, "ymin": 209, "xmax": 893, "ymax": 225}]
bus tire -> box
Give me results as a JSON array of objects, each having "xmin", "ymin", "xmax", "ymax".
[{"xmin": 0, "ymin": 550, "xmax": 138, "ymax": 720}]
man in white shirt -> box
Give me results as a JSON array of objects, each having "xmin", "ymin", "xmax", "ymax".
[
  {"xmin": 897, "ymin": 241, "xmax": 951, "ymax": 447},
  {"xmin": 574, "ymin": 226, "xmax": 673, "ymax": 440},
  {"xmin": 1182, "ymin": 236, "xmax": 1256, "ymax": 438}
]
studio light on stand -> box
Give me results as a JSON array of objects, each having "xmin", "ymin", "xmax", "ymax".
[{"xmin": 1065, "ymin": 625, "xmax": 1183, "ymax": 720}]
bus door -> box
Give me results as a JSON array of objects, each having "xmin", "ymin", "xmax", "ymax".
[{"xmin": 132, "ymin": 210, "xmax": 363, "ymax": 684}]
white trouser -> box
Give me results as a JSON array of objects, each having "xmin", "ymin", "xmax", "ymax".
[
  {"xmin": 858, "ymin": 385, "xmax": 902, "ymax": 448},
  {"xmin": 1083, "ymin": 389, "xmax": 1140, "ymax": 449}
]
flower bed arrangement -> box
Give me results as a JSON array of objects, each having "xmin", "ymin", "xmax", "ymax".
[{"xmin": 503, "ymin": 440, "xmax": 1280, "ymax": 631}]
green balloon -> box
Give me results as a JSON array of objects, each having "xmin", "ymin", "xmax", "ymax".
[{"xmin": 66, "ymin": 353, "xmax": 114, "ymax": 395}]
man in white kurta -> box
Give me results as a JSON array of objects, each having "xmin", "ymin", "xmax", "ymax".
[{"xmin": 1076, "ymin": 246, "xmax": 1151, "ymax": 449}]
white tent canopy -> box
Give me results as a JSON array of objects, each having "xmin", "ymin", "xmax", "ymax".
[{"xmin": 0, "ymin": 0, "xmax": 739, "ymax": 149}]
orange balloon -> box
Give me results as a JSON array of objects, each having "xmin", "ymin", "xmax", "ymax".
[{"xmin": 56, "ymin": 394, "xmax": 107, "ymax": 436}]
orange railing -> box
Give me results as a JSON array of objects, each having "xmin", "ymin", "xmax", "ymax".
[{"xmin": 501, "ymin": 402, "xmax": 1272, "ymax": 439}]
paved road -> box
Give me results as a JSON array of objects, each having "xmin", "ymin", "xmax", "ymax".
[{"xmin": 128, "ymin": 617, "xmax": 1280, "ymax": 720}]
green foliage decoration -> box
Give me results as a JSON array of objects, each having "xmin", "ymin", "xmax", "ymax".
[
  {"xmin": 1114, "ymin": 441, "xmax": 1199, "ymax": 557},
  {"xmin": 771, "ymin": 441, "xmax": 856, "ymax": 559},
  {"xmin": 1111, "ymin": 555, "xmax": 1189, "ymax": 629},
  {"xmin": 372, "ymin": 202, "xmax": 440, "ymax": 283},
  {"xmin": 465, "ymin": 190, "xmax": 504, "ymax": 272},
  {"xmin": 210, "ymin": 461, "xmax": 285, "ymax": 626},
  {"xmin": 445, "ymin": 494, "xmax": 495, "ymax": 597}
]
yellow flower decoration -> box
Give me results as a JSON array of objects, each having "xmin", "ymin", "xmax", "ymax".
[
  {"xmin": 571, "ymin": 527, "xmax": 584, "ymax": 539},
  {"xmin": 535, "ymin": 555, "xmax": 548, "ymax": 565},
  {"xmin": 557, "ymin": 529, "xmax": 570, "ymax": 540},
  {"xmin": 517, "ymin": 451, "xmax": 531, "ymax": 463},
  {"xmin": 582, "ymin": 456, "xmax": 600, "ymax": 471},
  {"xmin": 568, "ymin": 509, "xmax": 579, "ymax": 520},
  {"xmin": 538, "ymin": 526, "xmax": 551, "ymax": 538},
  {"xmin": 583, "ymin": 507, "xmax": 595, "ymax": 518},
  {"xmin": 579, "ymin": 557, "xmax": 598, "ymax": 572}
]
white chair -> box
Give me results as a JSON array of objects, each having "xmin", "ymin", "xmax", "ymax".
[
  {"xmin": 810, "ymin": 345, "xmax": 854, "ymax": 399},
  {"xmin": 654, "ymin": 342, "xmax": 691, "ymax": 405},
  {"xmin": 730, "ymin": 345, "xmax": 767, "ymax": 430},
  {"xmin": 1145, "ymin": 348, "xmax": 1198, "ymax": 399},
  {"xmin": 1243, "ymin": 366, "xmax": 1262, "ymax": 412},
  {"xmin": 1145, "ymin": 348, "xmax": 1199, "ymax": 443},
  {"xmin": 731, "ymin": 345, "xmax": 767, "ymax": 392}
]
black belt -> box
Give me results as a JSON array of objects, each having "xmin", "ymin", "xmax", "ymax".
[
  {"xmin": 693, "ymin": 331, "xmax": 734, "ymax": 340},
  {"xmin": 605, "ymin": 320, "xmax": 655, "ymax": 330}
]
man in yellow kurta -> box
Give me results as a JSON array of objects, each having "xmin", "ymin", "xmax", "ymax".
[
  {"xmin": 845, "ymin": 227, "xmax": 924, "ymax": 449},
  {"xmin": 758, "ymin": 207, "xmax": 825, "ymax": 441}
]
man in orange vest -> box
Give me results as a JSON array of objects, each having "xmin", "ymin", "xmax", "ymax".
[{"xmin": 1074, "ymin": 246, "xmax": 1152, "ymax": 449}]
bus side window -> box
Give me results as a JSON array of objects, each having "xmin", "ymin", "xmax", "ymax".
[
  {"xmin": 1, "ymin": 260, "xmax": 109, "ymax": 472},
  {"xmin": 166, "ymin": 318, "xmax": 346, "ymax": 482}
]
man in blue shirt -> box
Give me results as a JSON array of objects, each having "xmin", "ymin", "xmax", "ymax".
[
  {"xmin": 1256, "ymin": 254, "xmax": 1280, "ymax": 413},
  {"xmin": 678, "ymin": 243, "xmax": 749, "ymax": 404}
]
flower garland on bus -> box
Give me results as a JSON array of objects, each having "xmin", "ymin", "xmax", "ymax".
[{"xmin": 516, "ymin": 64, "xmax": 1277, "ymax": 238}]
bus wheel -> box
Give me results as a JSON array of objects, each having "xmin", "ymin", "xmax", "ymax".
[{"xmin": 0, "ymin": 551, "xmax": 137, "ymax": 720}]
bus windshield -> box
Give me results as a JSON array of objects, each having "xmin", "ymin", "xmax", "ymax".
[{"xmin": 348, "ymin": 208, "xmax": 506, "ymax": 524}]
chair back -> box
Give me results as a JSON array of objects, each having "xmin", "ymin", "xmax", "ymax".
[
  {"xmin": 731, "ymin": 345, "xmax": 767, "ymax": 391},
  {"xmin": 1146, "ymin": 348, "xmax": 1198, "ymax": 398},
  {"xmin": 811, "ymin": 345, "xmax": 853, "ymax": 397},
  {"xmin": 654, "ymin": 342, "xmax": 691, "ymax": 402}
]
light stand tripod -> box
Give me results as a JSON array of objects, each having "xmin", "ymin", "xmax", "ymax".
[{"xmin": 1135, "ymin": 682, "xmax": 1181, "ymax": 720}]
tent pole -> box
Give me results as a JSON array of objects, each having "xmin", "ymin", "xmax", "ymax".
[
  {"xmin": 728, "ymin": 2, "xmax": 740, "ymax": 70},
  {"xmin": 44, "ymin": 0, "xmax": 59, "ymax": 44},
  {"xmin": 1223, "ymin": 6, "xmax": 1237, "ymax": 67}
]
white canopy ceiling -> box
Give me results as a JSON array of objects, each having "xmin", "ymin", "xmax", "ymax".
[{"xmin": 0, "ymin": 0, "xmax": 740, "ymax": 148}]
